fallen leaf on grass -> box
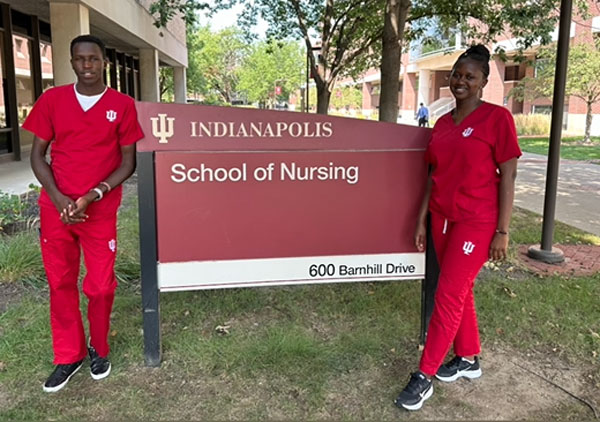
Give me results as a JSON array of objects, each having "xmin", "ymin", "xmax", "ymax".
[
  {"xmin": 215, "ymin": 325, "xmax": 231, "ymax": 335},
  {"xmin": 110, "ymin": 330, "xmax": 118, "ymax": 337},
  {"xmin": 503, "ymin": 287, "xmax": 517, "ymax": 298},
  {"xmin": 590, "ymin": 329, "xmax": 600, "ymax": 339},
  {"xmin": 0, "ymin": 361, "xmax": 6, "ymax": 371},
  {"xmin": 496, "ymin": 327, "xmax": 504, "ymax": 335}
]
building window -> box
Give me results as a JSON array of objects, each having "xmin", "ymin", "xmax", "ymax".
[
  {"xmin": 0, "ymin": 30, "xmax": 9, "ymax": 154},
  {"xmin": 13, "ymin": 34, "xmax": 35, "ymax": 151},
  {"xmin": 504, "ymin": 65, "xmax": 521, "ymax": 81},
  {"xmin": 40, "ymin": 41, "xmax": 53, "ymax": 91}
]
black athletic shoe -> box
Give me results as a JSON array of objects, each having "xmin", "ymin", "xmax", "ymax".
[
  {"xmin": 435, "ymin": 356, "xmax": 482, "ymax": 382},
  {"xmin": 394, "ymin": 371, "xmax": 433, "ymax": 411},
  {"xmin": 88, "ymin": 345, "xmax": 111, "ymax": 380},
  {"xmin": 42, "ymin": 359, "xmax": 84, "ymax": 393}
]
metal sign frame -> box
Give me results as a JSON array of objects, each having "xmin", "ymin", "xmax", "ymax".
[{"xmin": 135, "ymin": 103, "xmax": 439, "ymax": 366}]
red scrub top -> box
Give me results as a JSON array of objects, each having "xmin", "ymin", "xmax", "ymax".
[
  {"xmin": 23, "ymin": 84, "xmax": 144, "ymax": 214},
  {"xmin": 425, "ymin": 102, "xmax": 521, "ymax": 223}
]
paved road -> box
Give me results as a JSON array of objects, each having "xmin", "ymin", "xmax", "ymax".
[{"xmin": 515, "ymin": 152, "xmax": 600, "ymax": 236}]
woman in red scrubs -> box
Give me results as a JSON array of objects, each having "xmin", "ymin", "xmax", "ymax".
[{"xmin": 395, "ymin": 44, "xmax": 521, "ymax": 411}]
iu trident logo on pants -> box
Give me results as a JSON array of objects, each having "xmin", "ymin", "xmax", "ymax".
[{"xmin": 463, "ymin": 241, "xmax": 475, "ymax": 255}]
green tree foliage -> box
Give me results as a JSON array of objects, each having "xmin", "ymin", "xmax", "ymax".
[
  {"xmin": 152, "ymin": 0, "xmax": 590, "ymax": 119},
  {"xmin": 378, "ymin": 0, "xmax": 590, "ymax": 122},
  {"xmin": 152, "ymin": 0, "xmax": 386, "ymax": 114},
  {"xmin": 237, "ymin": 40, "xmax": 304, "ymax": 107},
  {"xmin": 190, "ymin": 25, "xmax": 250, "ymax": 104},
  {"xmin": 329, "ymin": 86, "xmax": 363, "ymax": 111},
  {"xmin": 159, "ymin": 67, "xmax": 174, "ymax": 102},
  {"xmin": 510, "ymin": 43, "xmax": 600, "ymax": 142},
  {"xmin": 150, "ymin": 0, "xmax": 207, "ymax": 28},
  {"xmin": 185, "ymin": 24, "xmax": 208, "ymax": 98},
  {"xmin": 231, "ymin": 0, "xmax": 385, "ymax": 114}
]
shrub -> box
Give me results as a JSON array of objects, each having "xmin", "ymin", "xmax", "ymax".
[{"xmin": 513, "ymin": 113, "xmax": 551, "ymax": 136}]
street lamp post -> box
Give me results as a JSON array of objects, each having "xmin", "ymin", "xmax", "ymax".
[{"xmin": 527, "ymin": 0, "xmax": 572, "ymax": 264}]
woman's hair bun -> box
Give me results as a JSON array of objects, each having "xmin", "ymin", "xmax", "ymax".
[{"xmin": 464, "ymin": 44, "xmax": 490, "ymax": 61}]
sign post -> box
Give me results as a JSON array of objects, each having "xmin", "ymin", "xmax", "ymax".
[{"xmin": 136, "ymin": 103, "xmax": 433, "ymax": 366}]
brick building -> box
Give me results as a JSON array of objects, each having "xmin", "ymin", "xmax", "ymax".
[{"xmin": 358, "ymin": 8, "xmax": 600, "ymax": 136}]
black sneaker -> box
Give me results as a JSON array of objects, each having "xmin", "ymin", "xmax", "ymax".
[
  {"xmin": 42, "ymin": 359, "xmax": 84, "ymax": 393},
  {"xmin": 88, "ymin": 345, "xmax": 111, "ymax": 380},
  {"xmin": 435, "ymin": 356, "xmax": 482, "ymax": 382},
  {"xmin": 394, "ymin": 371, "xmax": 433, "ymax": 411}
]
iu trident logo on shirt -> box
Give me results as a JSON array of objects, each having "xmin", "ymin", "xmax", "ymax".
[
  {"xmin": 463, "ymin": 241, "xmax": 475, "ymax": 255},
  {"xmin": 462, "ymin": 127, "xmax": 474, "ymax": 137},
  {"xmin": 106, "ymin": 110, "xmax": 117, "ymax": 122}
]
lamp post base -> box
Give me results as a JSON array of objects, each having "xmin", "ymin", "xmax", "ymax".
[{"xmin": 527, "ymin": 245, "xmax": 565, "ymax": 264}]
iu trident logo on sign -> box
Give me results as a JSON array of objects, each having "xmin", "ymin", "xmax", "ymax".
[{"xmin": 151, "ymin": 113, "xmax": 175, "ymax": 144}]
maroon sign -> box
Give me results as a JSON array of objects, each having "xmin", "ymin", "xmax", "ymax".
[{"xmin": 136, "ymin": 103, "xmax": 430, "ymax": 291}]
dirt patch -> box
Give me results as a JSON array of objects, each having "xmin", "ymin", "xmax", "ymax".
[
  {"xmin": 0, "ymin": 283, "xmax": 32, "ymax": 315},
  {"xmin": 517, "ymin": 244, "xmax": 600, "ymax": 277},
  {"xmin": 287, "ymin": 344, "xmax": 599, "ymax": 419},
  {"xmin": 419, "ymin": 346, "xmax": 599, "ymax": 420}
]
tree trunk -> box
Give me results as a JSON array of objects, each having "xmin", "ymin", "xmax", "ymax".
[
  {"xmin": 379, "ymin": 0, "xmax": 410, "ymax": 123},
  {"xmin": 317, "ymin": 86, "xmax": 331, "ymax": 114},
  {"xmin": 584, "ymin": 101, "xmax": 593, "ymax": 142}
]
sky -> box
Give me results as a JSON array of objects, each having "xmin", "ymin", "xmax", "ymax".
[{"xmin": 199, "ymin": 3, "xmax": 268, "ymax": 35}]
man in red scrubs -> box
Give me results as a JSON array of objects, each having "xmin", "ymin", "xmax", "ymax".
[{"xmin": 24, "ymin": 35, "xmax": 143, "ymax": 392}]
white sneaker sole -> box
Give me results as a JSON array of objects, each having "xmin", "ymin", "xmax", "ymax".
[
  {"xmin": 42, "ymin": 362, "xmax": 83, "ymax": 393},
  {"xmin": 91, "ymin": 362, "xmax": 111, "ymax": 380},
  {"xmin": 400, "ymin": 384, "xmax": 433, "ymax": 411},
  {"xmin": 435, "ymin": 368, "xmax": 482, "ymax": 383}
]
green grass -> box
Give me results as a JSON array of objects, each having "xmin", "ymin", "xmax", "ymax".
[
  {"xmin": 0, "ymin": 194, "xmax": 141, "ymax": 286},
  {"xmin": 519, "ymin": 136, "xmax": 600, "ymax": 162},
  {"xmin": 1, "ymin": 192, "xmax": 599, "ymax": 419},
  {"xmin": 477, "ymin": 271, "xmax": 600, "ymax": 362},
  {"xmin": 1, "ymin": 272, "xmax": 599, "ymax": 419},
  {"xmin": 510, "ymin": 207, "xmax": 600, "ymax": 246},
  {"xmin": 114, "ymin": 194, "xmax": 141, "ymax": 283},
  {"xmin": 0, "ymin": 231, "xmax": 45, "ymax": 284}
]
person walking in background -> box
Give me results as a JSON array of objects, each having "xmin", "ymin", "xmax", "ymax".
[
  {"xmin": 24, "ymin": 35, "xmax": 144, "ymax": 393},
  {"xmin": 394, "ymin": 44, "xmax": 521, "ymax": 411},
  {"xmin": 416, "ymin": 103, "xmax": 429, "ymax": 127}
]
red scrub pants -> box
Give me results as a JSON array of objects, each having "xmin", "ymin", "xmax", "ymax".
[
  {"xmin": 40, "ymin": 205, "xmax": 118, "ymax": 364},
  {"xmin": 419, "ymin": 212, "xmax": 496, "ymax": 376}
]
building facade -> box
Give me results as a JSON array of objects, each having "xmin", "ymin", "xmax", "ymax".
[
  {"xmin": 0, "ymin": 0, "xmax": 188, "ymax": 163},
  {"xmin": 358, "ymin": 9, "xmax": 600, "ymax": 136}
]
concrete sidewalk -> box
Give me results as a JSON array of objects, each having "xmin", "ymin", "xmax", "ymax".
[
  {"xmin": 515, "ymin": 152, "xmax": 600, "ymax": 236},
  {"xmin": 0, "ymin": 158, "xmax": 38, "ymax": 195},
  {"xmin": 0, "ymin": 152, "xmax": 598, "ymax": 236}
]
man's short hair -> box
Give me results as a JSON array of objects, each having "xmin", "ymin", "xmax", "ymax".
[{"xmin": 70, "ymin": 35, "xmax": 106, "ymax": 58}]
